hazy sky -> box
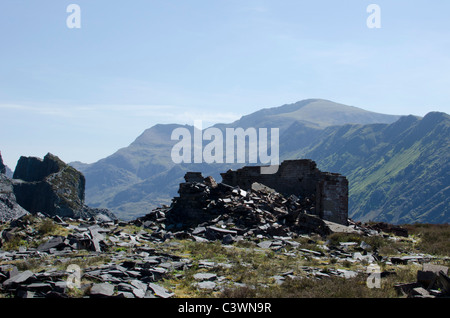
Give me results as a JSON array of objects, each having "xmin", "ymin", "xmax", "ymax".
[{"xmin": 1, "ymin": 0, "xmax": 449, "ymax": 168}]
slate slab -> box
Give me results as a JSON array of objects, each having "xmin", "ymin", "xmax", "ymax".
[
  {"xmin": 26, "ymin": 282, "xmax": 53, "ymax": 292},
  {"xmin": 257, "ymin": 241, "xmax": 272, "ymax": 249},
  {"xmin": 2, "ymin": 270, "xmax": 35, "ymax": 287},
  {"xmin": 337, "ymin": 269, "xmax": 358, "ymax": 279},
  {"xmin": 148, "ymin": 283, "xmax": 174, "ymax": 298},
  {"xmin": 37, "ymin": 236, "xmax": 67, "ymax": 252},
  {"xmin": 90, "ymin": 282, "xmax": 115, "ymax": 297},
  {"xmin": 195, "ymin": 281, "xmax": 217, "ymax": 290},
  {"xmin": 132, "ymin": 288, "xmax": 146, "ymax": 298},
  {"xmin": 193, "ymin": 273, "xmax": 217, "ymax": 281}
]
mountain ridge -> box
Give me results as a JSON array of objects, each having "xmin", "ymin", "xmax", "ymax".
[
  {"xmin": 69, "ymin": 99, "xmax": 447, "ymax": 223},
  {"xmin": 292, "ymin": 111, "xmax": 449, "ymax": 224},
  {"xmin": 216, "ymin": 98, "xmax": 401, "ymax": 131}
]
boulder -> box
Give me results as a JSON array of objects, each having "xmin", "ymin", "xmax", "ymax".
[
  {"xmin": 11, "ymin": 153, "xmax": 116, "ymax": 220},
  {"xmin": 12, "ymin": 153, "xmax": 85, "ymax": 218}
]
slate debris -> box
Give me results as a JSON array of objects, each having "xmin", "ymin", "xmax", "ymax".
[
  {"xmin": 395, "ymin": 264, "xmax": 450, "ymax": 298},
  {"xmin": 0, "ymin": 211, "xmax": 448, "ymax": 298},
  {"xmin": 133, "ymin": 173, "xmax": 354, "ymax": 241},
  {"xmin": 1, "ymin": 172, "xmax": 448, "ymax": 298},
  {"xmin": 133, "ymin": 173, "xmax": 409, "ymax": 248},
  {"xmin": 0, "ymin": 214, "xmax": 186, "ymax": 298}
]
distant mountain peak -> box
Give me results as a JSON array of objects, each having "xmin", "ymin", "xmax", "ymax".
[
  {"xmin": 233, "ymin": 99, "xmax": 401, "ymax": 131},
  {"xmin": 421, "ymin": 111, "xmax": 450, "ymax": 122}
]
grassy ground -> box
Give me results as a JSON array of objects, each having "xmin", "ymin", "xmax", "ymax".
[
  {"xmin": 403, "ymin": 223, "xmax": 450, "ymax": 257},
  {"xmin": 160, "ymin": 224, "xmax": 450, "ymax": 298}
]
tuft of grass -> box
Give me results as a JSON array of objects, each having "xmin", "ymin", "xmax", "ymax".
[
  {"xmin": 59, "ymin": 254, "xmax": 111, "ymax": 270},
  {"xmin": 37, "ymin": 219, "xmax": 61, "ymax": 236},
  {"xmin": 1, "ymin": 235, "xmax": 29, "ymax": 251},
  {"xmin": 327, "ymin": 233, "xmax": 362, "ymax": 246}
]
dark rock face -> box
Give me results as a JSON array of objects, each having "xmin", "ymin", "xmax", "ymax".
[
  {"xmin": 12, "ymin": 153, "xmax": 85, "ymax": 217},
  {"xmin": 0, "ymin": 152, "xmax": 6, "ymax": 175},
  {"xmin": 0, "ymin": 174, "xmax": 29, "ymax": 223},
  {"xmin": 0, "ymin": 153, "xmax": 29, "ymax": 222},
  {"xmin": 13, "ymin": 155, "xmax": 68, "ymax": 183},
  {"xmin": 12, "ymin": 153, "xmax": 116, "ymax": 220}
]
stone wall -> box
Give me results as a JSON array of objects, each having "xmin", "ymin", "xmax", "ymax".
[
  {"xmin": 316, "ymin": 172, "xmax": 348, "ymax": 225},
  {"xmin": 220, "ymin": 160, "xmax": 348, "ymax": 225}
]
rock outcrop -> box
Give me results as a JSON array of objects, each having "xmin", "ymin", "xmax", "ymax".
[
  {"xmin": 0, "ymin": 175, "xmax": 29, "ymax": 223},
  {"xmin": 0, "ymin": 152, "xmax": 6, "ymax": 175},
  {"xmin": 0, "ymin": 152, "xmax": 29, "ymax": 223},
  {"xmin": 11, "ymin": 153, "xmax": 116, "ymax": 220}
]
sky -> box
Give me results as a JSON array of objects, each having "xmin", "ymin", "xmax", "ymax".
[{"xmin": 1, "ymin": 0, "xmax": 449, "ymax": 168}]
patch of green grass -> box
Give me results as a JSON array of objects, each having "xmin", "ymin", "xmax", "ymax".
[
  {"xmin": 15, "ymin": 258, "xmax": 46, "ymax": 271},
  {"xmin": 37, "ymin": 218, "xmax": 59, "ymax": 235},
  {"xmin": 1, "ymin": 235, "xmax": 29, "ymax": 251}
]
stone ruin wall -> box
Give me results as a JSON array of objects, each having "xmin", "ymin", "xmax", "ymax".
[{"xmin": 220, "ymin": 159, "xmax": 348, "ymax": 225}]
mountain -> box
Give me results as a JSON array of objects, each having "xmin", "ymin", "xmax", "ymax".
[
  {"xmin": 74, "ymin": 99, "xmax": 403, "ymax": 221},
  {"xmin": 215, "ymin": 98, "xmax": 400, "ymax": 130},
  {"xmin": 284, "ymin": 112, "xmax": 450, "ymax": 224}
]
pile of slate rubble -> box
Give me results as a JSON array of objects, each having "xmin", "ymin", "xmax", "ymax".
[
  {"xmin": 133, "ymin": 172, "xmax": 348, "ymax": 241},
  {"xmin": 0, "ymin": 213, "xmax": 180, "ymax": 298},
  {"xmin": 1, "ymin": 174, "xmax": 449, "ymax": 298}
]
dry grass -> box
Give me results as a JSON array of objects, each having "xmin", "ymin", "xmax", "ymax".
[
  {"xmin": 403, "ymin": 223, "xmax": 450, "ymax": 256},
  {"xmin": 220, "ymin": 265, "xmax": 419, "ymax": 298}
]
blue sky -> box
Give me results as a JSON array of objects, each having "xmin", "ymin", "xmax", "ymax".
[{"xmin": 1, "ymin": 0, "xmax": 449, "ymax": 168}]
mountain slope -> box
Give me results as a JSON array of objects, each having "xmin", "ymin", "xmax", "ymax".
[
  {"xmin": 73, "ymin": 99, "xmax": 412, "ymax": 221},
  {"xmin": 215, "ymin": 99, "xmax": 400, "ymax": 131},
  {"xmin": 285, "ymin": 112, "xmax": 449, "ymax": 224}
]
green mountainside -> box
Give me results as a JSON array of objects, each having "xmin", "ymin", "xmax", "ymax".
[{"xmin": 286, "ymin": 112, "xmax": 449, "ymax": 224}]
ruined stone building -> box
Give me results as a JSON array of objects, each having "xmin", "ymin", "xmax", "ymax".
[{"xmin": 220, "ymin": 159, "xmax": 348, "ymax": 225}]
